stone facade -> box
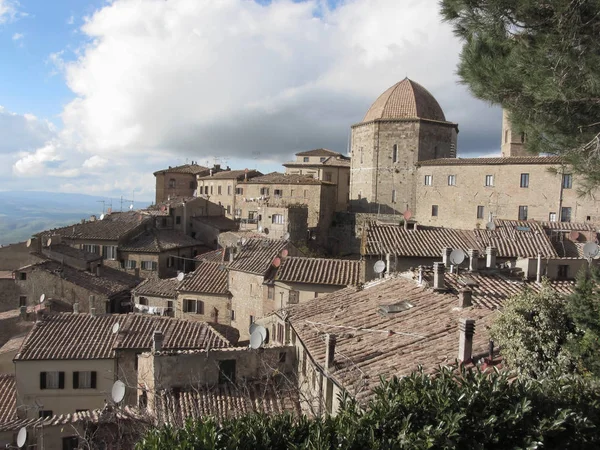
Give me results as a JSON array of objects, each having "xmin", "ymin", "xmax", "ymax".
[
  {"xmin": 175, "ymin": 291, "xmax": 232, "ymax": 325},
  {"xmin": 228, "ymin": 270, "xmax": 267, "ymax": 340},
  {"xmin": 256, "ymin": 205, "xmax": 308, "ymax": 242},
  {"xmin": 501, "ymin": 109, "xmax": 528, "ymax": 157}
]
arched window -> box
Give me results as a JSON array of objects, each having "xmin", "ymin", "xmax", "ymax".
[
  {"xmin": 168, "ymin": 178, "xmax": 176, "ymax": 188},
  {"xmin": 392, "ymin": 144, "xmax": 398, "ymax": 163}
]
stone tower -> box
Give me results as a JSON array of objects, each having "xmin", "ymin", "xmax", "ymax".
[
  {"xmin": 501, "ymin": 109, "xmax": 528, "ymax": 157},
  {"xmin": 349, "ymin": 78, "xmax": 458, "ymax": 214}
]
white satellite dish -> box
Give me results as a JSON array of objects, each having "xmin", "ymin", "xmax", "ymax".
[
  {"xmin": 583, "ymin": 242, "xmax": 600, "ymax": 259},
  {"xmin": 283, "ymin": 232, "xmax": 290, "ymax": 241},
  {"xmin": 129, "ymin": 204, "xmax": 134, "ymax": 210},
  {"xmin": 112, "ymin": 322, "xmax": 120, "ymax": 334},
  {"xmin": 249, "ymin": 323, "xmax": 259, "ymax": 336},
  {"xmin": 47, "ymin": 238, "xmax": 52, "ymax": 247},
  {"xmin": 111, "ymin": 380, "xmax": 126, "ymax": 403},
  {"xmin": 26, "ymin": 239, "xmax": 32, "ymax": 248},
  {"xmin": 486, "ymin": 222, "xmax": 496, "ymax": 231},
  {"xmin": 176, "ymin": 272, "xmax": 185, "ymax": 282},
  {"xmin": 17, "ymin": 427, "xmax": 27, "ymax": 448},
  {"xmin": 241, "ymin": 238, "xmax": 247, "ymax": 246},
  {"xmin": 256, "ymin": 325, "xmax": 268, "ymax": 342},
  {"xmin": 99, "ymin": 214, "xmax": 105, "ymax": 220},
  {"xmin": 450, "ymin": 249, "xmax": 466, "ymax": 265},
  {"xmin": 249, "ymin": 331, "xmax": 263, "ymax": 349},
  {"xmin": 258, "ymin": 226, "xmax": 263, "ymax": 233},
  {"xmin": 373, "ymin": 260, "xmax": 386, "ymax": 274},
  {"xmin": 39, "ymin": 294, "xmax": 46, "ymax": 304}
]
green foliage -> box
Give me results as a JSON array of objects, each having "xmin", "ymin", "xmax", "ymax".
[
  {"xmin": 491, "ymin": 281, "xmax": 576, "ymax": 378},
  {"xmin": 439, "ymin": 0, "xmax": 600, "ymax": 190},
  {"xmin": 136, "ymin": 366, "xmax": 600, "ymax": 449}
]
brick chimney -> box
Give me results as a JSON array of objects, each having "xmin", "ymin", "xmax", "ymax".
[
  {"xmin": 458, "ymin": 288, "xmax": 473, "ymax": 308},
  {"xmin": 486, "ymin": 247, "xmax": 497, "ymax": 269},
  {"xmin": 468, "ymin": 249, "xmax": 479, "ymax": 272},
  {"xmin": 153, "ymin": 330, "xmax": 164, "ymax": 352},
  {"xmin": 442, "ymin": 247, "xmax": 452, "ymax": 266},
  {"xmin": 433, "ymin": 262, "xmax": 445, "ymax": 290},
  {"xmin": 458, "ymin": 318, "xmax": 476, "ymax": 362},
  {"xmin": 324, "ymin": 333, "xmax": 336, "ymax": 373}
]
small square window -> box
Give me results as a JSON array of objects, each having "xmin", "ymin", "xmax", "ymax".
[
  {"xmin": 19, "ymin": 296, "xmax": 27, "ymax": 307},
  {"xmin": 518, "ymin": 206, "xmax": 528, "ymax": 221},
  {"xmin": 424, "ymin": 175, "xmax": 432, "ymax": 186},
  {"xmin": 562, "ymin": 174, "xmax": 573, "ymax": 189},
  {"xmin": 485, "ymin": 175, "xmax": 494, "ymax": 187},
  {"xmin": 447, "ymin": 175, "xmax": 456, "ymax": 186},
  {"xmin": 175, "ymin": 216, "xmax": 181, "ymax": 225},
  {"xmin": 431, "ymin": 205, "xmax": 439, "ymax": 217},
  {"xmin": 320, "ymin": 157, "xmax": 326, "ymax": 162},
  {"xmin": 549, "ymin": 212, "xmax": 557, "ymax": 222},
  {"xmin": 557, "ymin": 265, "xmax": 569, "ymax": 279},
  {"xmin": 19, "ymin": 272, "xmax": 26, "ymax": 281},
  {"xmin": 303, "ymin": 157, "xmax": 309, "ymax": 162},
  {"xmin": 520, "ymin": 173, "xmax": 529, "ymax": 188},
  {"xmin": 476, "ymin": 206, "xmax": 484, "ymax": 220},
  {"xmin": 561, "ymin": 207, "xmax": 572, "ymax": 223},
  {"xmin": 39, "ymin": 410, "xmax": 53, "ymax": 418}
]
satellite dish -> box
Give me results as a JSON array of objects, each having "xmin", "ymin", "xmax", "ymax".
[
  {"xmin": 26, "ymin": 239, "xmax": 32, "ymax": 248},
  {"xmin": 403, "ymin": 209, "xmax": 413, "ymax": 221},
  {"xmin": 283, "ymin": 232, "xmax": 290, "ymax": 241},
  {"xmin": 256, "ymin": 325, "xmax": 268, "ymax": 342},
  {"xmin": 450, "ymin": 249, "xmax": 466, "ymax": 265},
  {"xmin": 112, "ymin": 322, "xmax": 120, "ymax": 334},
  {"xmin": 176, "ymin": 272, "xmax": 185, "ymax": 282},
  {"xmin": 583, "ymin": 242, "xmax": 600, "ymax": 259},
  {"xmin": 373, "ymin": 260, "xmax": 386, "ymax": 274},
  {"xmin": 241, "ymin": 238, "xmax": 247, "ymax": 245},
  {"xmin": 39, "ymin": 294, "xmax": 46, "ymax": 304},
  {"xmin": 569, "ymin": 231, "xmax": 580, "ymax": 241},
  {"xmin": 258, "ymin": 226, "xmax": 263, "ymax": 233},
  {"xmin": 111, "ymin": 380, "xmax": 126, "ymax": 403},
  {"xmin": 486, "ymin": 222, "xmax": 496, "ymax": 231},
  {"xmin": 263, "ymin": 227, "xmax": 269, "ymax": 235},
  {"xmin": 272, "ymin": 257, "xmax": 281, "ymax": 268},
  {"xmin": 249, "ymin": 322, "xmax": 259, "ymax": 335},
  {"xmin": 47, "ymin": 238, "xmax": 52, "ymax": 247},
  {"xmin": 99, "ymin": 214, "xmax": 105, "ymax": 220},
  {"xmin": 17, "ymin": 427, "xmax": 27, "ymax": 448},
  {"xmin": 281, "ymin": 249, "xmax": 289, "ymax": 258},
  {"xmin": 129, "ymin": 204, "xmax": 134, "ymax": 210},
  {"xmin": 249, "ymin": 331, "xmax": 264, "ymax": 349}
]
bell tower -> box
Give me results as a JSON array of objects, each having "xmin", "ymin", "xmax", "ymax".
[{"xmin": 501, "ymin": 109, "xmax": 529, "ymax": 157}]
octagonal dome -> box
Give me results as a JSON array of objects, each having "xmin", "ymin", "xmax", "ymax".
[{"xmin": 362, "ymin": 78, "xmax": 446, "ymax": 123}]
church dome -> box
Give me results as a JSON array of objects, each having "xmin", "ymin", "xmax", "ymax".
[{"xmin": 362, "ymin": 78, "xmax": 446, "ymax": 123}]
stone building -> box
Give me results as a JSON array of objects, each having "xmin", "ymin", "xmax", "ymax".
[
  {"xmin": 284, "ymin": 148, "xmax": 351, "ymax": 212},
  {"xmin": 197, "ymin": 169, "xmax": 262, "ymax": 220},
  {"xmin": 349, "ymin": 78, "xmax": 458, "ymax": 215},
  {"xmin": 131, "ymin": 277, "xmax": 178, "ymax": 316},
  {"xmin": 153, "ymin": 162, "xmax": 212, "ymax": 204},
  {"xmin": 256, "ymin": 205, "xmax": 308, "ymax": 242}
]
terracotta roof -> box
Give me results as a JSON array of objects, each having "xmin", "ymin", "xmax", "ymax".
[
  {"xmin": 284, "ymin": 156, "xmax": 351, "ymax": 169},
  {"xmin": 120, "ymin": 229, "xmax": 201, "ymax": 253},
  {"xmin": 195, "ymin": 249, "xmax": 226, "ymax": 263},
  {"xmin": 43, "ymin": 244, "xmax": 102, "ymax": 262},
  {"xmin": 228, "ymin": 238, "xmax": 288, "ymax": 275},
  {"xmin": 0, "ymin": 271, "xmax": 12, "ymax": 279},
  {"xmin": 418, "ymin": 156, "xmax": 564, "ymax": 166},
  {"xmin": 192, "ymin": 216, "xmax": 238, "ymax": 231},
  {"xmin": 38, "ymin": 211, "xmax": 149, "ymax": 242},
  {"xmin": 539, "ymin": 221, "xmax": 597, "ymax": 232},
  {"xmin": 275, "ymin": 257, "xmax": 361, "ymax": 286},
  {"xmin": 364, "ymin": 222, "xmax": 557, "ymax": 258},
  {"xmin": 144, "ymin": 196, "xmax": 197, "ymax": 214},
  {"xmin": 0, "ymin": 374, "xmax": 16, "ymax": 423},
  {"xmin": 362, "ymin": 78, "xmax": 447, "ymax": 123},
  {"xmin": 24, "ymin": 260, "xmax": 142, "ymax": 297},
  {"xmin": 15, "ymin": 313, "xmax": 231, "ymax": 360},
  {"xmin": 153, "ymin": 382, "xmax": 301, "ymax": 426},
  {"xmin": 179, "ymin": 261, "xmax": 229, "ymax": 295},
  {"xmin": 0, "ymin": 334, "xmax": 26, "ymax": 355},
  {"xmin": 197, "ymin": 169, "xmax": 262, "ymax": 181},
  {"xmin": 282, "ymin": 276, "xmax": 495, "ymax": 403},
  {"xmin": 243, "ymin": 172, "xmax": 333, "ymax": 186},
  {"xmin": 295, "ymin": 148, "xmax": 344, "ymax": 157},
  {"xmin": 153, "ymin": 164, "xmax": 209, "ymax": 176},
  {"xmin": 553, "ymin": 240, "xmax": 586, "ymax": 258},
  {"xmin": 133, "ymin": 278, "xmax": 178, "ymax": 298}
]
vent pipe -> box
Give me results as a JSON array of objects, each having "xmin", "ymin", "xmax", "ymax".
[
  {"xmin": 536, "ymin": 252, "xmax": 542, "ymax": 283},
  {"xmin": 324, "ymin": 333, "xmax": 337, "ymax": 373},
  {"xmin": 486, "ymin": 246, "xmax": 497, "ymax": 269},
  {"xmin": 96, "ymin": 265, "xmax": 102, "ymax": 277},
  {"xmin": 153, "ymin": 330, "xmax": 164, "ymax": 352},
  {"xmin": 433, "ymin": 262, "xmax": 445, "ymax": 290},
  {"xmin": 73, "ymin": 303, "xmax": 79, "ymax": 314},
  {"xmin": 90, "ymin": 308, "xmax": 96, "ymax": 317},
  {"xmin": 458, "ymin": 288, "xmax": 472, "ymax": 308},
  {"xmin": 458, "ymin": 318, "xmax": 475, "ymax": 362},
  {"xmin": 468, "ymin": 249, "xmax": 479, "ymax": 272},
  {"xmin": 442, "ymin": 247, "xmax": 452, "ymax": 266}
]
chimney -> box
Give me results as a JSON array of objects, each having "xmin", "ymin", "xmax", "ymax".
[
  {"xmin": 228, "ymin": 248, "xmax": 234, "ymax": 263},
  {"xmin": 19, "ymin": 306, "xmax": 27, "ymax": 320},
  {"xmin": 458, "ymin": 288, "xmax": 472, "ymax": 308},
  {"xmin": 442, "ymin": 248, "xmax": 452, "ymax": 266},
  {"xmin": 89, "ymin": 295, "xmax": 95, "ymax": 312},
  {"xmin": 486, "ymin": 246, "xmax": 497, "ymax": 269},
  {"xmin": 417, "ymin": 265, "xmax": 424, "ymax": 284},
  {"xmin": 90, "ymin": 215, "xmax": 96, "ymax": 222},
  {"xmin": 536, "ymin": 252, "xmax": 542, "ymax": 283},
  {"xmin": 90, "ymin": 308, "xmax": 97, "ymax": 317},
  {"xmin": 433, "ymin": 262, "xmax": 445, "ymax": 290},
  {"xmin": 96, "ymin": 265, "xmax": 102, "ymax": 277},
  {"xmin": 324, "ymin": 333, "xmax": 336, "ymax": 373},
  {"xmin": 73, "ymin": 302, "xmax": 79, "ymax": 314},
  {"xmin": 209, "ymin": 169, "xmax": 213, "ymax": 176},
  {"xmin": 458, "ymin": 318, "xmax": 476, "ymax": 362},
  {"xmin": 468, "ymin": 249, "xmax": 479, "ymax": 272},
  {"xmin": 153, "ymin": 330, "xmax": 164, "ymax": 352}
]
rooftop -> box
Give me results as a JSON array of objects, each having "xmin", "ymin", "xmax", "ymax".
[
  {"xmin": 192, "ymin": 215, "xmax": 238, "ymax": 231},
  {"xmin": 179, "ymin": 261, "xmax": 229, "ymax": 295},
  {"xmin": 0, "ymin": 374, "xmax": 16, "ymax": 423},
  {"xmin": 0, "ymin": 334, "xmax": 26, "ymax": 356},
  {"xmin": 243, "ymin": 172, "xmax": 334, "ymax": 186},
  {"xmin": 132, "ymin": 277, "xmax": 179, "ymax": 299},
  {"xmin": 15, "ymin": 313, "xmax": 231, "ymax": 361},
  {"xmin": 295, "ymin": 148, "xmax": 344, "ymax": 157},
  {"xmin": 418, "ymin": 156, "xmax": 564, "ymax": 166},
  {"xmin": 120, "ymin": 229, "xmax": 202, "ymax": 253},
  {"xmin": 228, "ymin": 238, "xmax": 289, "ymax": 275},
  {"xmin": 195, "ymin": 248, "xmax": 226, "ymax": 264},
  {"xmin": 362, "ymin": 78, "xmax": 447, "ymax": 123},
  {"xmin": 197, "ymin": 169, "xmax": 262, "ymax": 181},
  {"xmin": 42, "ymin": 244, "xmax": 103, "ymax": 263},
  {"xmin": 275, "ymin": 257, "xmax": 362, "ymax": 286},
  {"xmin": 284, "ymin": 156, "xmax": 351, "ymax": 169},
  {"xmin": 153, "ymin": 163, "xmax": 210, "ymax": 176}
]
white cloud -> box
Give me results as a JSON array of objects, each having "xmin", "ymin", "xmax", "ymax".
[
  {"xmin": 13, "ymin": 141, "xmax": 61, "ymax": 176},
  {"xmin": 82, "ymin": 155, "xmax": 108, "ymax": 169},
  {"xmin": 11, "ymin": 32, "xmax": 22, "ymax": 40},
  {"xmin": 67, "ymin": 14, "xmax": 74, "ymax": 25},
  {"xmin": 0, "ymin": 0, "xmax": 16, "ymax": 24}
]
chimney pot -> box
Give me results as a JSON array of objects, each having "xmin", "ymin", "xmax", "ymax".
[
  {"xmin": 153, "ymin": 330, "xmax": 164, "ymax": 352},
  {"xmin": 96, "ymin": 265, "xmax": 102, "ymax": 277},
  {"xmin": 468, "ymin": 249, "xmax": 479, "ymax": 272},
  {"xmin": 458, "ymin": 318, "xmax": 476, "ymax": 362},
  {"xmin": 73, "ymin": 303, "xmax": 79, "ymax": 314},
  {"xmin": 433, "ymin": 262, "xmax": 445, "ymax": 290},
  {"xmin": 458, "ymin": 288, "xmax": 473, "ymax": 308},
  {"xmin": 90, "ymin": 308, "xmax": 96, "ymax": 317},
  {"xmin": 324, "ymin": 333, "xmax": 336, "ymax": 372},
  {"xmin": 486, "ymin": 246, "xmax": 497, "ymax": 269},
  {"xmin": 442, "ymin": 248, "xmax": 452, "ymax": 266}
]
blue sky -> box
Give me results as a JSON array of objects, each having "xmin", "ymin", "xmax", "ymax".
[{"xmin": 0, "ymin": 0, "xmax": 501, "ymax": 201}]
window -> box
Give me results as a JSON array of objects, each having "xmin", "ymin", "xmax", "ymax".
[
  {"xmin": 83, "ymin": 244, "xmax": 100, "ymax": 254},
  {"xmin": 141, "ymin": 261, "xmax": 156, "ymax": 271},
  {"xmin": 250, "ymin": 315, "xmax": 255, "ymax": 325},
  {"xmin": 303, "ymin": 157, "xmax": 309, "ymax": 162},
  {"xmin": 199, "ymin": 186, "xmax": 203, "ymax": 195},
  {"xmin": 448, "ymin": 175, "xmax": 456, "ymax": 186},
  {"xmin": 303, "ymin": 189, "xmax": 308, "ymax": 198},
  {"xmin": 219, "ymin": 360, "xmax": 236, "ymax": 384},
  {"xmin": 274, "ymin": 189, "xmax": 283, "ymax": 197},
  {"xmin": 227, "ymin": 185, "xmax": 231, "ymax": 195},
  {"xmin": 19, "ymin": 272, "xmax": 26, "ymax": 280},
  {"xmin": 557, "ymin": 265, "xmax": 569, "ymax": 279},
  {"xmin": 520, "ymin": 173, "xmax": 529, "ymax": 188},
  {"xmin": 40, "ymin": 371, "xmax": 64, "ymax": 389},
  {"xmin": 268, "ymin": 285, "xmax": 274, "ymax": 300},
  {"xmin": 183, "ymin": 299, "xmax": 203, "ymax": 314},
  {"xmin": 424, "ymin": 175, "xmax": 432, "ymax": 186},
  {"xmin": 562, "ymin": 174, "xmax": 573, "ymax": 189},
  {"xmin": 73, "ymin": 371, "xmax": 97, "ymax": 389},
  {"xmin": 19, "ymin": 296, "xmax": 27, "ymax": 307},
  {"xmin": 210, "ymin": 185, "xmax": 213, "ymax": 195},
  {"xmin": 289, "ymin": 290, "xmax": 299, "ymax": 304},
  {"xmin": 277, "ymin": 323, "xmax": 285, "ymax": 342},
  {"xmin": 139, "ymin": 297, "xmax": 148, "ymax": 306},
  {"xmin": 39, "ymin": 410, "xmax": 53, "ymax": 418},
  {"xmin": 431, "ymin": 205, "xmax": 439, "ymax": 217},
  {"xmin": 236, "ymin": 187, "xmax": 243, "ymax": 195},
  {"xmin": 485, "ymin": 175, "xmax": 494, "ymax": 186},
  {"xmin": 392, "ymin": 144, "xmax": 398, "ymax": 163},
  {"xmin": 189, "ymin": 180, "xmax": 195, "ymax": 189},
  {"xmin": 561, "ymin": 207, "xmax": 572, "ymax": 223},
  {"xmin": 217, "ymin": 185, "xmax": 222, "ymax": 195},
  {"xmin": 102, "ymin": 245, "xmax": 117, "ymax": 260},
  {"xmin": 518, "ymin": 206, "xmax": 528, "ymax": 220},
  {"xmin": 124, "ymin": 260, "xmax": 136, "ymax": 269},
  {"xmin": 391, "ymin": 189, "xmax": 397, "ymax": 203},
  {"xmin": 477, "ymin": 206, "xmax": 484, "ymax": 220},
  {"xmin": 549, "ymin": 212, "xmax": 557, "ymax": 222},
  {"xmin": 320, "ymin": 157, "xmax": 326, "ymax": 162},
  {"xmin": 230, "ymin": 310, "xmax": 235, "ymax": 321},
  {"xmin": 196, "ymin": 300, "xmax": 204, "ymax": 314},
  {"xmin": 272, "ymin": 214, "xmax": 284, "ymax": 224},
  {"xmin": 166, "ymin": 257, "xmax": 174, "ymax": 268},
  {"xmin": 62, "ymin": 436, "xmax": 79, "ymax": 450},
  {"xmin": 175, "ymin": 216, "xmax": 181, "ymax": 225},
  {"xmin": 234, "ymin": 208, "xmax": 242, "ymax": 217},
  {"xmin": 226, "ymin": 205, "xmax": 231, "ymax": 215},
  {"xmin": 260, "ymin": 187, "xmax": 270, "ymax": 196},
  {"xmin": 168, "ymin": 178, "xmax": 176, "ymax": 188},
  {"xmin": 323, "ymin": 172, "xmax": 332, "ymax": 182}
]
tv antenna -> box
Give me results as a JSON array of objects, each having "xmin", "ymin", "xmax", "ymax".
[
  {"xmin": 120, "ymin": 196, "xmax": 133, "ymax": 212},
  {"xmin": 111, "ymin": 380, "xmax": 126, "ymax": 403},
  {"xmin": 17, "ymin": 427, "xmax": 27, "ymax": 448}
]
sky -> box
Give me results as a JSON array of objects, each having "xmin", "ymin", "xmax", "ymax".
[{"xmin": 0, "ymin": 0, "xmax": 502, "ymax": 201}]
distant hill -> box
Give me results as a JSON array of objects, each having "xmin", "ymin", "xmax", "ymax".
[{"xmin": 0, "ymin": 191, "xmax": 152, "ymax": 246}]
